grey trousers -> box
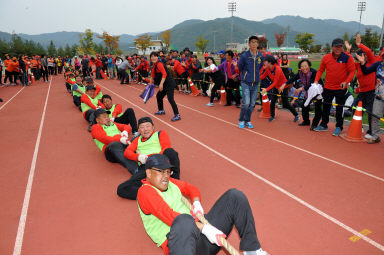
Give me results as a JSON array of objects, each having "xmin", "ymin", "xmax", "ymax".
[{"xmin": 371, "ymin": 98, "xmax": 384, "ymax": 139}]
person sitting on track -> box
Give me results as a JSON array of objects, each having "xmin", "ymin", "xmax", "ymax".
[
  {"xmin": 136, "ymin": 153, "xmax": 269, "ymax": 255},
  {"xmin": 117, "ymin": 116, "xmax": 180, "ymax": 200},
  {"xmin": 71, "ymin": 76, "xmax": 86, "ymax": 111},
  {"xmin": 81, "ymin": 85, "xmax": 104, "ymax": 132},
  {"xmin": 86, "ymin": 77, "xmax": 103, "ymax": 100},
  {"xmin": 100, "ymin": 94, "xmax": 139, "ymax": 137},
  {"xmin": 91, "ymin": 108, "xmax": 140, "ymax": 174}
]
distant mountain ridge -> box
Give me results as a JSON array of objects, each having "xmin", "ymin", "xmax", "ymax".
[{"xmin": 0, "ymin": 15, "xmax": 381, "ymax": 52}]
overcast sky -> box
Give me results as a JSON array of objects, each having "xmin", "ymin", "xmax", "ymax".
[{"xmin": 0, "ymin": 0, "xmax": 383, "ymax": 35}]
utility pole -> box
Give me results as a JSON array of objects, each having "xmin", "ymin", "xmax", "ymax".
[
  {"xmin": 380, "ymin": 13, "xmax": 384, "ymax": 49},
  {"xmin": 213, "ymin": 30, "xmax": 217, "ymax": 53},
  {"xmin": 228, "ymin": 2, "xmax": 237, "ymax": 43},
  {"xmin": 357, "ymin": 1, "xmax": 366, "ymax": 33}
]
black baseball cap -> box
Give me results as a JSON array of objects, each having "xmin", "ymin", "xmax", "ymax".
[
  {"xmin": 94, "ymin": 108, "xmax": 111, "ymax": 118},
  {"xmin": 145, "ymin": 154, "xmax": 173, "ymax": 170},
  {"xmin": 332, "ymin": 38, "xmax": 344, "ymax": 47},
  {"xmin": 86, "ymin": 85, "xmax": 96, "ymax": 91},
  {"xmin": 138, "ymin": 116, "xmax": 154, "ymax": 126},
  {"xmin": 86, "ymin": 77, "xmax": 94, "ymax": 83},
  {"xmin": 248, "ymin": 35, "xmax": 259, "ymax": 42}
]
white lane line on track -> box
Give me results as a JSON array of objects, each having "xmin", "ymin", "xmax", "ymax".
[
  {"xmin": 126, "ymin": 83, "xmax": 384, "ymax": 183},
  {"xmin": 0, "ymin": 86, "xmax": 25, "ymax": 111},
  {"xmin": 12, "ymin": 78, "xmax": 53, "ymax": 255},
  {"xmin": 97, "ymin": 82, "xmax": 384, "ymax": 252}
]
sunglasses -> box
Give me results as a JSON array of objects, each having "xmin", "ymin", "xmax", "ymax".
[{"xmin": 151, "ymin": 168, "xmax": 173, "ymax": 175}]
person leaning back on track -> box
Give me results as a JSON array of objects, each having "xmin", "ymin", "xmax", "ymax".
[
  {"xmin": 136, "ymin": 153, "xmax": 269, "ymax": 255},
  {"xmin": 80, "ymin": 85, "xmax": 104, "ymax": 132},
  {"xmin": 116, "ymin": 116, "xmax": 181, "ymax": 200},
  {"xmin": 91, "ymin": 108, "xmax": 140, "ymax": 174}
]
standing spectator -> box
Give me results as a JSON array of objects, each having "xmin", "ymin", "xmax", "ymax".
[
  {"xmin": 150, "ymin": 51, "xmax": 181, "ymax": 122},
  {"xmin": 18, "ymin": 56, "xmax": 27, "ymax": 86},
  {"xmin": 47, "ymin": 56, "xmax": 54, "ymax": 75},
  {"xmin": 115, "ymin": 56, "xmax": 122, "ymax": 80},
  {"xmin": 118, "ymin": 56, "xmax": 132, "ymax": 84},
  {"xmin": 41, "ymin": 55, "xmax": 49, "ymax": 82},
  {"xmin": 95, "ymin": 56, "xmax": 103, "ymax": 79},
  {"xmin": 170, "ymin": 57, "xmax": 188, "ymax": 93},
  {"xmin": 81, "ymin": 54, "xmax": 89, "ymax": 77},
  {"xmin": 74, "ymin": 56, "xmax": 81, "ymax": 71},
  {"xmin": 57, "ymin": 56, "xmax": 63, "ymax": 74},
  {"xmin": 8, "ymin": 57, "xmax": 20, "ymax": 86},
  {"xmin": 0, "ymin": 58, "xmax": 3, "ymax": 85},
  {"xmin": 313, "ymin": 38, "xmax": 355, "ymax": 136},
  {"xmin": 107, "ymin": 55, "xmax": 115, "ymax": 79},
  {"xmin": 218, "ymin": 50, "xmax": 241, "ymax": 107},
  {"xmin": 283, "ymin": 59, "xmax": 323, "ymax": 129},
  {"xmin": 237, "ymin": 35, "xmax": 264, "ymax": 129},
  {"xmin": 280, "ymin": 54, "xmax": 290, "ymax": 78},
  {"xmin": 218, "ymin": 50, "xmax": 226, "ymax": 64},
  {"xmin": 201, "ymin": 57, "xmax": 225, "ymax": 107},
  {"xmin": 189, "ymin": 55, "xmax": 204, "ymax": 94},
  {"xmin": 101, "ymin": 53, "xmax": 108, "ymax": 76},
  {"xmin": 3, "ymin": 54, "xmax": 13, "ymax": 86},
  {"xmin": 261, "ymin": 55, "xmax": 300, "ymax": 122}
]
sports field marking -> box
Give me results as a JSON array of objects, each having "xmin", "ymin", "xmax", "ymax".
[
  {"xmin": 126, "ymin": 83, "xmax": 384, "ymax": 183},
  {"xmin": 0, "ymin": 86, "xmax": 25, "ymax": 111},
  {"xmin": 98, "ymin": 82, "xmax": 384, "ymax": 252},
  {"xmin": 349, "ymin": 229, "xmax": 372, "ymax": 242},
  {"xmin": 12, "ymin": 78, "xmax": 53, "ymax": 255}
]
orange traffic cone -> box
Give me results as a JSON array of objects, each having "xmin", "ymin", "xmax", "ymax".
[
  {"xmin": 188, "ymin": 77, "xmax": 200, "ymax": 96},
  {"xmin": 340, "ymin": 101, "xmax": 364, "ymax": 142},
  {"xmin": 31, "ymin": 74, "xmax": 35, "ymax": 84},
  {"xmin": 220, "ymin": 86, "xmax": 227, "ymax": 104},
  {"xmin": 259, "ymin": 93, "xmax": 271, "ymax": 119}
]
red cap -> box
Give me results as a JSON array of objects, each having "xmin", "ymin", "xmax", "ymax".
[{"xmin": 204, "ymin": 53, "xmax": 209, "ymax": 57}]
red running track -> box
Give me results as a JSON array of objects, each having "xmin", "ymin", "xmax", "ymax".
[{"xmin": 1, "ymin": 76, "xmax": 383, "ymax": 255}]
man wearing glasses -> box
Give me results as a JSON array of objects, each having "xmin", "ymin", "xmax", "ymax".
[{"xmin": 137, "ymin": 154, "xmax": 269, "ymax": 255}]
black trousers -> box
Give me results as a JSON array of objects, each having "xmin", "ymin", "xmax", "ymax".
[
  {"xmin": 4, "ymin": 70, "xmax": 13, "ymax": 83},
  {"xmin": 114, "ymin": 108, "xmax": 138, "ymax": 133},
  {"xmin": 73, "ymin": 96, "xmax": 81, "ymax": 111},
  {"xmin": 157, "ymin": 83, "xmax": 179, "ymax": 115},
  {"xmin": 225, "ymin": 78, "xmax": 241, "ymax": 105},
  {"xmin": 120, "ymin": 69, "xmax": 129, "ymax": 84},
  {"xmin": 354, "ymin": 89, "xmax": 375, "ymax": 133},
  {"xmin": 209, "ymin": 81, "xmax": 222, "ymax": 103},
  {"xmin": 302, "ymin": 100, "xmax": 323, "ymax": 128},
  {"xmin": 82, "ymin": 68, "xmax": 89, "ymax": 77},
  {"xmin": 96, "ymin": 66, "xmax": 102, "ymax": 79},
  {"xmin": 319, "ymin": 88, "xmax": 347, "ymax": 129},
  {"xmin": 270, "ymin": 87, "xmax": 298, "ymax": 118},
  {"xmin": 105, "ymin": 142, "xmax": 139, "ymax": 174},
  {"xmin": 138, "ymin": 70, "xmax": 148, "ymax": 83},
  {"xmin": 41, "ymin": 67, "xmax": 48, "ymax": 81},
  {"xmin": 117, "ymin": 148, "xmax": 180, "ymax": 200},
  {"xmin": 167, "ymin": 189, "xmax": 261, "ymax": 255}
]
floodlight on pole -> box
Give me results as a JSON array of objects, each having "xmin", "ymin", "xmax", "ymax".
[
  {"xmin": 357, "ymin": 1, "xmax": 366, "ymax": 33},
  {"xmin": 228, "ymin": 2, "xmax": 237, "ymax": 43}
]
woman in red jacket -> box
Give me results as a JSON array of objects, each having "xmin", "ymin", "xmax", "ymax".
[{"xmin": 261, "ymin": 55, "xmax": 299, "ymax": 122}]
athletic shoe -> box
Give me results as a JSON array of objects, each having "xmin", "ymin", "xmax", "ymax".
[
  {"xmin": 367, "ymin": 137, "xmax": 381, "ymax": 144},
  {"xmin": 314, "ymin": 126, "xmax": 328, "ymax": 132},
  {"xmin": 154, "ymin": 110, "xmax": 165, "ymax": 115},
  {"xmin": 364, "ymin": 133, "xmax": 373, "ymax": 139},
  {"xmin": 332, "ymin": 127, "xmax": 342, "ymax": 136},
  {"xmin": 268, "ymin": 117, "xmax": 275, "ymax": 122},
  {"xmin": 245, "ymin": 122, "xmax": 254, "ymax": 128},
  {"xmin": 256, "ymin": 248, "xmax": 269, "ymax": 255},
  {"xmin": 298, "ymin": 121, "xmax": 310, "ymax": 126},
  {"xmin": 206, "ymin": 103, "xmax": 214, "ymax": 107},
  {"xmin": 310, "ymin": 126, "xmax": 316, "ymax": 131},
  {"xmin": 239, "ymin": 121, "xmax": 245, "ymax": 129},
  {"xmin": 294, "ymin": 115, "xmax": 300, "ymax": 122},
  {"xmin": 171, "ymin": 114, "xmax": 181, "ymax": 122}
]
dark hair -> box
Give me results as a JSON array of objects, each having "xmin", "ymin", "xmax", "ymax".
[
  {"xmin": 191, "ymin": 55, "xmax": 198, "ymax": 59},
  {"xmin": 101, "ymin": 94, "xmax": 112, "ymax": 102},
  {"xmin": 138, "ymin": 116, "xmax": 154, "ymax": 126},
  {"xmin": 150, "ymin": 51, "xmax": 159, "ymax": 58},
  {"xmin": 225, "ymin": 50, "xmax": 234, "ymax": 58},
  {"xmin": 264, "ymin": 55, "xmax": 277, "ymax": 65},
  {"xmin": 298, "ymin": 59, "xmax": 312, "ymax": 69},
  {"xmin": 205, "ymin": 56, "xmax": 216, "ymax": 66}
]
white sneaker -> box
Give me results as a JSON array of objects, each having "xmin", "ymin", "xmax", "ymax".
[
  {"xmin": 256, "ymin": 248, "xmax": 269, "ymax": 255},
  {"xmin": 364, "ymin": 133, "xmax": 373, "ymax": 139}
]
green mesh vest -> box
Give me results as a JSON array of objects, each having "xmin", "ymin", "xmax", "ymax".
[
  {"xmin": 93, "ymin": 123, "xmax": 121, "ymax": 151},
  {"xmin": 136, "ymin": 131, "xmax": 162, "ymax": 155},
  {"xmin": 108, "ymin": 104, "xmax": 123, "ymax": 118},
  {"xmin": 72, "ymin": 83, "xmax": 86, "ymax": 97},
  {"xmin": 81, "ymin": 94, "xmax": 99, "ymax": 113},
  {"xmin": 138, "ymin": 182, "xmax": 191, "ymax": 247}
]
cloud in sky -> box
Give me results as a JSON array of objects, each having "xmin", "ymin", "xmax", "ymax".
[{"xmin": 0, "ymin": 0, "xmax": 383, "ymax": 35}]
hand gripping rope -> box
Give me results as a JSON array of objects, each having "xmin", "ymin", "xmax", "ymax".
[{"xmin": 181, "ymin": 196, "xmax": 241, "ymax": 255}]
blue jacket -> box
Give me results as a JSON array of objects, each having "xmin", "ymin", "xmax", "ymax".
[{"xmin": 238, "ymin": 50, "xmax": 264, "ymax": 85}]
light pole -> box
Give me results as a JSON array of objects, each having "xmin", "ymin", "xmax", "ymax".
[
  {"xmin": 380, "ymin": 14, "xmax": 384, "ymax": 49},
  {"xmin": 357, "ymin": 1, "xmax": 366, "ymax": 33},
  {"xmin": 213, "ymin": 30, "xmax": 217, "ymax": 53},
  {"xmin": 228, "ymin": 2, "xmax": 237, "ymax": 44}
]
